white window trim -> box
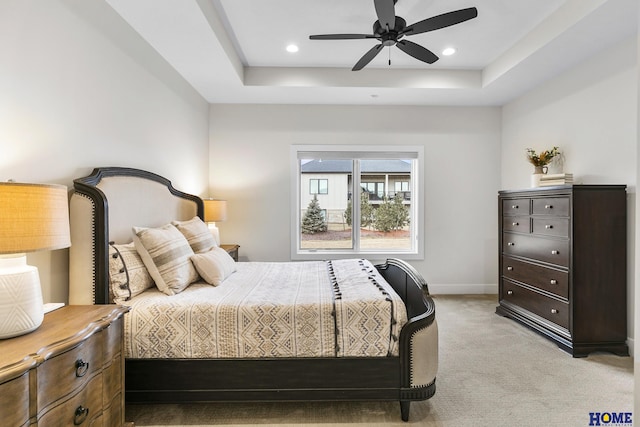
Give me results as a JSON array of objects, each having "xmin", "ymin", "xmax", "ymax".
[{"xmin": 290, "ymin": 144, "xmax": 425, "ymax": 261}]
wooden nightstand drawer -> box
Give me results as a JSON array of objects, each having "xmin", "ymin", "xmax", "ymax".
[
  {"xmin": 37, "ymin": 330, "xmax": 103, "ymax": 411},
  {"xmin": 38, "ymin": 373, "xmax": 103, "ymax": 426},
  {"xmin": 0, "ymin": 372, "xmax": 30, "ymax": 427}
]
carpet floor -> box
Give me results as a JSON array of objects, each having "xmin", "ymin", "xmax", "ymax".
[{"xmin": 126, "ymin": 295, "xmax": 633, "ymax": 426}]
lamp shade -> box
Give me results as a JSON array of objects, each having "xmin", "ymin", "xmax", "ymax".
[
  {"xmin": 203, "ymin": 199, "xmax": 227, "ymax": 223},
  {"xmin": 0, "ymin": 182, "xmax": 71, "ymax": 254}
]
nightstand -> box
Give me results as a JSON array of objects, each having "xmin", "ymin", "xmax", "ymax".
[
  {"xmin": 0, "ymin": 305, "xmax": 129, "ymax": 426},
  {"xmin": 220, "ymin": 244, "xmax": 240, "ymax": 261}
]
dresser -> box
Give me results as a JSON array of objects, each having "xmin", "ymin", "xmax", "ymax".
[
  {"xmin": 0, "ymin": 305, "xmax": 129, "ymax": 426},
  {"xmin": 496, "ymin": 185, "xmax": 628, "ymax": 357}
]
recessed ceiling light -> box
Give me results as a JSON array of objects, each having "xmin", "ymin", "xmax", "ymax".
[
  {"xmin": 286, "ymin": 44, "xmax": 299, "ymax": 53},
  {"xmin": 442, "ymin": 47, "xmax": 456, "ymax": 56}
]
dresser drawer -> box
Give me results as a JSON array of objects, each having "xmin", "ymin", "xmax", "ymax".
[
  {"xmin": 38, "ymin": 330, "xmax": 103, "ymax": 410},
  {"xmin": 502, "ymin": 257, "xmax": 568, "ymax": 299},
  {"xmin": 0, "ymin": 373, "xmax": 30, "ymax": 427},
  {"xmin": 503, "ymin": 233, "xmax": 570, "ymax": 267},
  {"xmin": 38, "ymin": 373, "xmax": 103, "ymax": 426},
  {"xmin": 502, "ymin": 198, "xmax": 530, "ymax": 215},
  {"xmin": 532, "ymin": 197, "xmax": 569, "ymax": 216},
  {"xmin": 532, "ymin": 217, "xmax": 569, "ymax": 238},
  {"xmin": 501, "ymin": 280, "xmax": 569, "ymax": 330},
  {"xmin": 502, "ymin": 216, "xmax": 530, "ymax": 233}
]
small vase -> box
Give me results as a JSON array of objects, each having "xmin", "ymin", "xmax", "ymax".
[{"xmin": 531, "ymin": 166, "xmax": 547, "ymax": 188}]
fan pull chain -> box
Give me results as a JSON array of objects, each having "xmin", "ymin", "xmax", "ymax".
[{"xmin": 388, "ymin": 46, "xmax": 391, "ymax": 66}]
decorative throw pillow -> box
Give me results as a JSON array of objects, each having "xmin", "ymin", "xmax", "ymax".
[
  {"xmin": 172, "ymin": 216, "xmax": 217, "ymax": 253},
  {"xmin": 108, "ymin": 242, "xmax": 154, "ymax": 303},
  {"xmin": 133, "ymin": 223, "xmax": 200, "ymax": 295},
  {"xmin": 191, "ymin": 247, "xmax": 237, "ymax": 286}
]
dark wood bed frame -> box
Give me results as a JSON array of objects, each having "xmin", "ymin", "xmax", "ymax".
[{"xmin": 70, "ymin": 167, "xmax": 437, "ymax": 422}]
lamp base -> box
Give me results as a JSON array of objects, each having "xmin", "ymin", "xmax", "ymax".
[
  {"xmin": 207, "ymin": 222, "xmax": 221, "ymax": 246},
  {"xmin": 0, "ymin": 255, "xmax": 44, "ymax": 339}
]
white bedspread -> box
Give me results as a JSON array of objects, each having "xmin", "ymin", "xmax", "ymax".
[{"xmin": 121, "ymin": 259, "xmax": 407, "ymax": 359}]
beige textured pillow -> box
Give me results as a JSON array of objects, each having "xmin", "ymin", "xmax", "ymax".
[
  {"xmin": 108, "ymin": 242, "xmax": 154, "ymax": 303},
  {"xmin": 191, "ymin": 247, "xmax": 237, "ymax": 286},
  {"xmin": 172, "ymin": 216, "xmax": 217, "ymax": 253},
  {"xmin": 133, "ymin": 223, "xmax": 199, "ymax": 295}
]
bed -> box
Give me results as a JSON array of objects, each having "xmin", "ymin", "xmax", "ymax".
[{"xmin": 68, "ymin": 167, "xmax": 437, "ymax": 422}]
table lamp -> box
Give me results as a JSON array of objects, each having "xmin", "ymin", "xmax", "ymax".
[
  {"xmin": 203, "ymin": 199, "xmax": 227, "ymax": 246},
  {"xmin": 0, "ymin": 182, "xmax": 70, "ymax": 339}
]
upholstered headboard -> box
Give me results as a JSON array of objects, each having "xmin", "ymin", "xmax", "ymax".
[{"xmin": 69, "ymin": 167, "xmax": 203, "ymax": 305}]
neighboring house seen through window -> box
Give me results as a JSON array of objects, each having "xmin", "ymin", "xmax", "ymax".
[
  {"xmin": 291, "ymin": 145, "xmax": 424, "ymax": 260},
  {"xmin": 310, "ymin": 178, "xmax": 328, "ymax": 194}
]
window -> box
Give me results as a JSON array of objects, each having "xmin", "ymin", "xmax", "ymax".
[
  {"xmin": 395, "ymin": 181, "xmax": 409, "ymax": 191},
  {"xmin": 291, "ymin": 145, "xmax": 424, "ymax": 260},
  {"xmin": 310, "ymin": 179, "xmax": 328, "ymax": 194},
  {"xmin": 361, "ymin": 182, "xmax": 385, "ymax": 199}
]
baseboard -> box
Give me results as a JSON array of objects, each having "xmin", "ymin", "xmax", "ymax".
[
  {"xmin": 627, "ymin": 337, "xmax": 634, "ymax": 358},
  {"xmin": 429, "ymin": 283, "xmax": 498, "ymax": 295}
]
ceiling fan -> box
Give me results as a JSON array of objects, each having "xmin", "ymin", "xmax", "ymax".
[{"xmin": 309, "ymin": 0, "xmax": 478, "ymax": 71}]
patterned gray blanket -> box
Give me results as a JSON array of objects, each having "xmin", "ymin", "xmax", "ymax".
[{"xmin": 122, "ymin": 259, "xmax": 407, "ymax": 359}]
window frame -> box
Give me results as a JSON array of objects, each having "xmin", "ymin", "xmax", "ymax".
[{"xmin": 291, "ymin": 145, "xmax": 424, "ymax": 260}]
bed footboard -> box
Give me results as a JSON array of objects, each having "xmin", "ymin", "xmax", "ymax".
[{"xmin": 376, "ymin": 258, "xmax": 438, "ymax": 421}]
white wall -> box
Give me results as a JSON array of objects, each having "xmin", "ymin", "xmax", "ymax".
[
  {"xmin": 1, "ymin": 0, "xmax": 210, "ymax": 304},
  {"xmin": 209, "ymin": 104, "xmax": 501, "ymax": 293},
  {"xmin": 502, "ymin": 37, "xmax": 638, "ymax": 347}
]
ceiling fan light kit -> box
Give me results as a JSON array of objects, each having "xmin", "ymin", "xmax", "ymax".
[{"xmin": 309, "ymin": 0, "xmax": 477, "ymax": 71}]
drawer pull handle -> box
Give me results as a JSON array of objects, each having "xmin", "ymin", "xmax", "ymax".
[
  {"xmin": 507, "ymin": 290, "xmax": 513, "ymax": 295},
  {"xmin": 512, "ymin": 222, "xmax": 519, "ymax": 226},
  {"xmin": 511, "ymin": 205, "xmax": 518, "ymax": 209},
  {"xmin": 545, "ymin": 205, "xmax": 553, "ymax": 209},
  {"xmin": 550, "ymin": 309, "xmax": 559, "ymax": 314},
  {"xmin": 550, "ymin": 279, "xmax": 557, "ymax": 285},
  {"xmin": 545, "ymin": 225, "xmax": 553, "ymax": 229},
  {"xmin": 507, "ymin": 242, "xmax": 515, "ymax": 246},
  {"xmin": 74, "ymin": 406, "xmax": 89, "ymax": 425},
  {"xmin": 507, "ymin": 266, "xmax": 513, "ymax": 271},
  {"xmin": 551, "ymin": 250, "xmax": 559, "ymax": 255},
  {"xmin": 75, "ymin": 359, "xmax": 89, "ymax": 377}
]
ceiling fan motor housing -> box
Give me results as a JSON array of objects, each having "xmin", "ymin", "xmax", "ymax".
[{"xmin": 374, "ymin": 16, "xmax": 406, "ymax": 46}]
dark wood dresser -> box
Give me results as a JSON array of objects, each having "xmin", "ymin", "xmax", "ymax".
[
  {"xmin": 0, "ymin": 305, "xmax": 129, "ymax": 426},
  {"xmin": 496, "ymin": 185, "xmax": 628, "ymax": 357}
]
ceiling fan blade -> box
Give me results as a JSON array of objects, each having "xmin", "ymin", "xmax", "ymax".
[
  {"xmin": 401, "ymin": 7, "xmax": 478, "ymax": 36},
  {"xmin": 310, "ymin": 34, "xmax": 377, "ymax": 40},
  {"xmin": 396, "ymin": 40, "xmax": 439, "ymax": 64},
  {"xmin": 374, "ymin": 0, "xmax": 396, "ymax": 30},
  {"xmin": 352, "ymin": 44, "xmax": 384, "ymax": 71}
]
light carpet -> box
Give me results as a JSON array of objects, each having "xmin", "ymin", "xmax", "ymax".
[{"xmin": 126, "ymin": 295, "xmax": 633, "ymax": 426}]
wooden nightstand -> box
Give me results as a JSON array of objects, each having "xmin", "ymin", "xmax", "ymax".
[
  {"xmin": 0, "ymin": 305, "xmax": 129, "ymax": 426},
  {"xmin": 220, "ymin": 244, "xmax": 240, "ymax": 261}
]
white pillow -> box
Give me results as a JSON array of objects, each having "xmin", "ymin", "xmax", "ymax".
[
  {"xmin": 172, "ymin": 216, "xmax": 217, "ymax": 254},
  {"xmin": 191, "ymin": 247, "xmax": 237, "ymax": 286},
  {"xmin": 108, "ymin": 242, "xmax": 154, "ymax": 303},
  {"xmin": 133, "ymin": 223, "xmax": 200, "ymax": 295}
]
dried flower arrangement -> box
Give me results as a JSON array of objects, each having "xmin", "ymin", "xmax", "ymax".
[{"xmin": 526, "ymin": 147, "xmax": 560, "ymax": 167}]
